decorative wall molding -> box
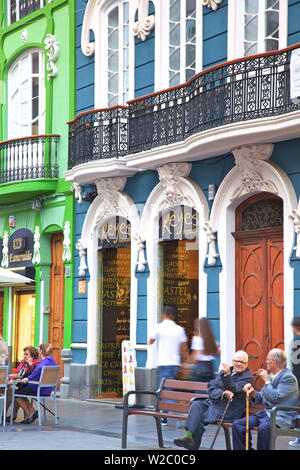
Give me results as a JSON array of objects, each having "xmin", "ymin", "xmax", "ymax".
[
  {"xmin": 1, "ymin": 232, "xmax": 8, "ymax": 268},
  {"xmin": 202, "ymin": 0, "xmax": 223, "ymax": 10},
  {"xmin": 204, "ymin": 222, "xmax": 218, "ymax": 266},
  {"xmin": 133, "ymin": 0, "xmax": 155, "ymax": 41},
  {"xmin": 44, "ymin": 34, "xmax": 59, "ymax": 81},
  {"xmin": 71, "ymin": 182, "xmax": 82, "ymax": 204},
  {"xmin": 92, "ymin": 177, "xmax": 128, "ymax": 232},
  {"xmin": 76, "ymin": 239, "xmax": 88, "ymax": 276},
  {"xmin": 62, "ymin": 221, "xmax": 72, "ymax": 262},
  {"xmin": 289, "ymin": 199, "xmax": 300, "ymax": 258},
  {"xmin": 21, "ymin": 30, "xmax": 28, "ymax": 43},
  {"xmin": 157, "ymin": 162, "xmax": 193, "ymax": 212},
  {"xmin": 134, "ymin": 233, "xmax": 147, "ymax": 272},
  {"xmin": 32, "ymin": 226, "xmax": 41, "ymax": 265},
  {"xmin": 230, "ymin": 144, "xmax": 277, "ymax": 201}
]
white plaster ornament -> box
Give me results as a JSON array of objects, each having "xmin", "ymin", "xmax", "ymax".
[
  {"xmin": 32, "ymin": 226, "xmax": 41, "ymax": 265},
  {"xmin": 44, "ymin": 34, "xmax": 59, "ymax": 81}
]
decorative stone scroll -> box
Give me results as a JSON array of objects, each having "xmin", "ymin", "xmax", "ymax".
[
  {"xmin": 76, "ymin": 239, "xmax": 88, "ymax": 276},
  {"xmin": 289, "ymin": 199, "xmax": 300, "ymax": 259},
  {"xmin": 44, "ymin": 34, "xmax": 59, "ymax": 81},
  {"xmin": 71, "ymin": 182, "xmax": 82, "ymax": 204},
  {"xmin": 134, "ymin": 233, "xmax": 147, "ymax": 272},
  {"xmin": 202, "ymin": 0, "xmax": 223, "ymax": 10},
  {"xmin": 62, "ymin": 221, "xmax": 72, "ymax": 262},
  {"xmin": 133, "ymin": 0, "xmax": 155, "ymax": 41},
  {"xmin": 204, "ymin": 222, "xmax": 218, "ymax": 266},
  {"xmin": 1, "ymin": 232, "xmax": 8, "ymax": 268},
  {"xmin": 32, "ymin": 226, "xmax": 41, "ymax": 265}
]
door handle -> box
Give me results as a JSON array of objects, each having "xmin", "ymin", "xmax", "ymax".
[{"xmin": 248, "ymin": 355, "xmax": 258, "ymax": 359}]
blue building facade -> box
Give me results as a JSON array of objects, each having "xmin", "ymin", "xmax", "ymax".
[{"xmin": 65, "ymin": 0, "xmax": 300, "ymax": 399}]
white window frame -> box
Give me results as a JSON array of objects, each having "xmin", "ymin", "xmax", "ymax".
[
  {"xmin": 8, "ymin": 48, "xmax": 45, "ymax": 138},
  {"xmin": 8, "ymin": 0, "xmax": 46, "ymax": 24},
  {"xmin": 155, "ymin": 0, "xmax": 202, "ymax": 91},
  {"xmin": 228, "ymin": 0, "xmax": 288, "ymax": 60},
  {"xmin": 95, "ymin": 0, "xmax": 134, "ymax": 108}
]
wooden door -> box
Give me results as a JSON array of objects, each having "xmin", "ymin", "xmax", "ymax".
[
  {"xmin": 49, "ymin": 232, "xmax": 65, "ymax": 381},
  {"xmin": 235, "ymin": 231, "xmax": 284, "ymax": 375}
]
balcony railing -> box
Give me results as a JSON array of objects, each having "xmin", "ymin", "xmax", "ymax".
[
  {"xmin": 68, "ymin": 44, "xmax": 300, "ymax": 169},
  {"xmin": 9, "ymin": 0, "xmax": 46, "ymax": 24},
  {"xmin": 68, "ymin": 106, "xmax": 128, "ymax": 169},
  {"xmin": 0, "ymin": 134, "xmax": 59, "ymax": 183}
]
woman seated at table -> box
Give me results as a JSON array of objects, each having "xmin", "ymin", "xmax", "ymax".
[
  {"xmin": 13, "ymin": 343, "xmax": 56, "ymax": 424},
  {"xmin": 6, "ymin": 345, "xmax": 40, "ymax": 422}
]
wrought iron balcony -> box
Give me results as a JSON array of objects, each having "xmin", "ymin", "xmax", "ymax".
[
  {"xmin": 68, "ymin": 43, "xmax": 300, "ymax": 170},
  {"xmin": 9, "ymin": 0, "xmax": 46, "ymax": 23},
  {"xmin": 0, "ymin": 134, "xmax": 59, "ymax": 184},
  {"xmin": 68, "ymin": 106, "xmax": 128, "ymax": 170}
]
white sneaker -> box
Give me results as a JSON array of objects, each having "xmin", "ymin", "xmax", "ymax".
[{"xmin": 289, "ymin": 438, "xmax": 300, "ymax": 447}]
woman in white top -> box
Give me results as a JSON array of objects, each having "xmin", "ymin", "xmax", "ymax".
[{"xmin": 187, "ymin": 317, "xmax": 220, "ymax": 382}]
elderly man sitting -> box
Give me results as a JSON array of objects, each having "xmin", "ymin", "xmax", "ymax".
[
  {"xmin": 173, "ymin": 350, "xmax": 254, "ymax": 450},
  {"xmin": 232, "ymin": 348, "xmax": 299, "ymax": 450}
]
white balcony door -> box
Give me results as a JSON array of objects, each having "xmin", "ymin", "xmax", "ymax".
[{"xmin": 7, "ymin": 49, "xmax": 45, "ymax": 173}]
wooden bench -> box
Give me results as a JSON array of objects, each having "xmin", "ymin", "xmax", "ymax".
[
  {"xmin": 122, "ymin": 380, "xmax": 300, "ymax": 450},
  {"xmin": 121, "ymin": 378, "xmax": 208, "ymax": 449}
]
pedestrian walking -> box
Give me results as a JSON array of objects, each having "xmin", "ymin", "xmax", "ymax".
[
  {"xmin": 183, "ymin": 317, "xmax": 220, "ymax": 383},
  {"xmin": 148, "ymin": 305, "xmax": 188, "ymax": 425}
]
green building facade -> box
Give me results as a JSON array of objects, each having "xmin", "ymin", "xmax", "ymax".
[{"xmin": 0, "ymin": 0, "xmax": 75, "ymax": 396}]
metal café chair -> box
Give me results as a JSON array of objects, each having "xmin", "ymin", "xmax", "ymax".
[
  {"xmin": 10, "ymin": 365, "xmax": 61, "ymax": 426},
  {"xmin": 0, "ymin": 365, "xmax": 9, "ymax": 426}
]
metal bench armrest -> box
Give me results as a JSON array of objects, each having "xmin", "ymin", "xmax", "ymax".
[
  {"xmin": 270, "ymin": 405, "xmax": 300, "ymax": 427},
  {"xmin": 123, "ymin": 390, "xmax": 159, "ymax": 411}
]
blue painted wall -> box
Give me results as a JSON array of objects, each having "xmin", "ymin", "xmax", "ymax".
[{"xmin": 203, "ymin": 0, "xmax": 228, "ymax": 69}]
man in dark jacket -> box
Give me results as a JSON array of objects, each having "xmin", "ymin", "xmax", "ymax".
[{"xmin": 173, "ymin": 350, "xmax": 254, "ymax": 450}]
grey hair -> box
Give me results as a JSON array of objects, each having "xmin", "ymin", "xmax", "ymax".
[{"xmin": 269, "ymin": 349, "xmax": 287, "ymax": 367}]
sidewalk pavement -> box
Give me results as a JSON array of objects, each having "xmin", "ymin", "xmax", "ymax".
[{"xmin": 0, "ymin": 399, "xmax": 299, "ymax": 451}]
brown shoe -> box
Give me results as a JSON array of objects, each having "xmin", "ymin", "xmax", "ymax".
[{"xmin": 173, "ymin": 435, "xmax": 196, "ymax": 450}]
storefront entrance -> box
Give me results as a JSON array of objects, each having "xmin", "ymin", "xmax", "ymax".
[
  {"xmin": 97, "ymin": 217, "xmax": 131, "ymax": 398},
  {"xmin": 234, "ymin": 194, "xmax": 284, "ymax": 383},
  {"xmin": 159, "ymin": 206, "xmax": 199, "ymax": 342},
  {"xmin": 12, "ymin": 291, "xmax": 35, "ymax": 365}
]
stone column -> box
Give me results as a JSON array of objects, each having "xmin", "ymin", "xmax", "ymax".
[{"xmin": 60, "ymin": 349, "xmax": 72, "ymax": 399}]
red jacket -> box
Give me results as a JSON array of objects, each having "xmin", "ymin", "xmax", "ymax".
[{"xmin": 16, "ymin": 358, "xmax": 40, "ymax": 376}]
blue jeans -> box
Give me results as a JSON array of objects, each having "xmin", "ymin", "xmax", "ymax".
[{"xmin": 158, "ymin": 365, "xmax": 179, "ymax": 388}]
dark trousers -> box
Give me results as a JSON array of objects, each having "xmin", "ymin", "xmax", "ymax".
[
  {"xmin": 232, "ymin": 410, "xmax": 271, "ymax": 450},
  {"xmin": 185, "ymin": 400, "xmax": 210, "ymax": 449}
]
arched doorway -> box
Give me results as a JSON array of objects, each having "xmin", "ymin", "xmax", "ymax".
[{"xmin": 234, "ymin": 193, "xmax": 284, "ymax": 378}]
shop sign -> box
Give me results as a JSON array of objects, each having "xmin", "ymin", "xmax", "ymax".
[
  {"xmin": 159, "ymin": 205, "xmax": 198, "ymax": 241},
  {"xmin": 78, "ymin": 280, "xmax": 86, "ymax": 294},
  {"xmin": 98, "ymin": 216, "xmax": 131, "ymax": 248},
  {"xmin": 8, "ymin": 229, "xmax": 33, "ymax": 268}
]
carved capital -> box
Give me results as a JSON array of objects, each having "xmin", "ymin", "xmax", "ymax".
[
  {"xmin": 157, "ymin": 163, "xmax": 193, "ymax": 211},
  {"xmin": 133, "ymin": 15, "xmax": 155, "ymax": 41},
  {"xmin": 230, "ymin": 144, "xmax": 277, "ymax": 201}
]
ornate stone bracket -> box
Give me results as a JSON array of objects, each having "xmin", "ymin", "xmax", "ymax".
[
  {"xmin": 1, "ymin": 232, "xmax": 8, "ymax": 268},
  {"xmin": 32, "ymin": 226, "xmax": 41, "ymax": 265},
  {"xmin": 133, "ymin": 0, "xmax": 155, "ymax": 41},
  {"xmin": 289, "ymin": 199, "xmax": 300, "ymax": 258},
  {"xmin": 157, "ymin": 162, "xmax": 193, "ymax": 212},
  {"xmin": 202, "ymin": 0, "xmax": 223, "ymax": 10},
  {"xmin": 230, "ymin": 144, "xmax": 277, "ymax": 201},
  {"xmin": 92, "ymin": 177, "xmax": 128, "ymax": 233},
  {"xmin": 44, "ymin": 34, "xmax": 59, "ymax": 81},
  {"xmin": 76, "ymin": 239, "xmax": 88, "ymax": 276},
  {"xmin": 71, "ymin": 183, "xmax": 82, "ymax": 204},
  {"xmin": 204, "ymin": 222, "xmax": 219, "ymax": 266},
  {"xmin": 63, "ymin": 221, "xmax": 72, "ymax": 263}
]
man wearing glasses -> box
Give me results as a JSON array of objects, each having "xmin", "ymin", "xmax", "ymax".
[
  {"xmin": 173, "ymin": 351, "xmax": 254, "ymax": 450},
  {"xmin": 232, "ymin": 349, "xmax": 299, "ymax": 450}
]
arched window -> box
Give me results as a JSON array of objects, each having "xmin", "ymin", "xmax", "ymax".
[
  {"xmin": 8, "ymin": 49, "xmax": 45, "ymax": 138},
  {"xmin": 105, "ymin": 1, "xmax": 130, "ymax": 107},
  {"xmin": 228, "ymin": 0, "xmax": 288, "ymax": 59},
  {"xmin": 167, "ymin": 0, "xmax": 202, "ymax": 87}
]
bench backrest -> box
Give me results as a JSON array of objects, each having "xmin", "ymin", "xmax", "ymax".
[
  {"xmin": 0, "ymin": 366, "xmax": 8, "ymax": 387},
  {"xmin": 156, "ymin": 379, "xmax": 208, "ymax": 414}
]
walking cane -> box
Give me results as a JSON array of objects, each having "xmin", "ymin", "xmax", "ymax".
[
  {"xmin": 209, "ymin": 397, "xmax": 232, "ymax": 450},
  {"xmin": 245, "ymin": 389, "xmax": 250, "ymax": 450}
]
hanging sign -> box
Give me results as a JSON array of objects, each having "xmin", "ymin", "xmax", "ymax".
[
  {"xmin": 99, "ymin": 216, "xmax": 131, "ymax": 249},
  {"xmin": 122, "ymin": 340, "xmax": 136, "ymax": 406},
  {"xmin": 290, "ymin": 48, "xmax": 300, "ymax": 103},
  {"xmin": 159, "ymin": 205, "xmax": 199, "ymax": 241},
  {"xmin": 8, "ymin": 229, "xmax": 34, "ymax": 267}
]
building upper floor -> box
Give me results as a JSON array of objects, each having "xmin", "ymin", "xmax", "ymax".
[
  {"xmin": 66, "ymin": 0, "xmax": 300, "ymax": 184},
  {"xmin": 0, "ymin": 0, "xmax": 75, "ymax": 198}
]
